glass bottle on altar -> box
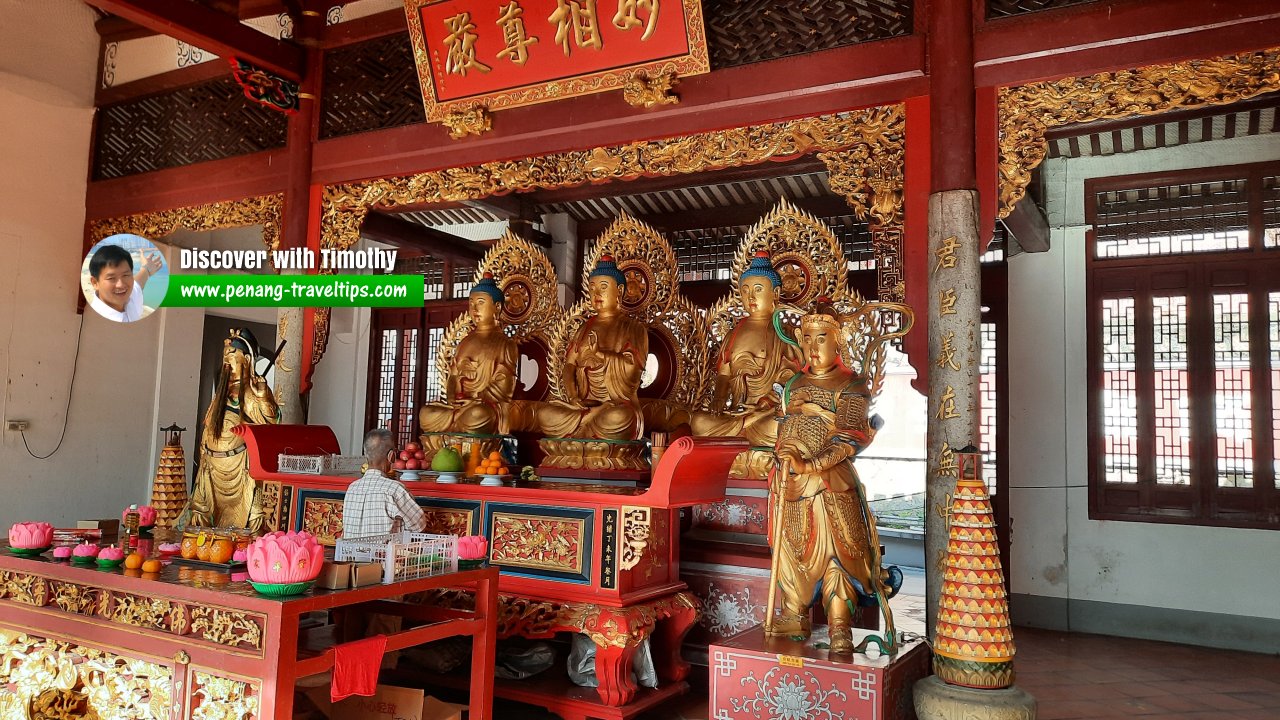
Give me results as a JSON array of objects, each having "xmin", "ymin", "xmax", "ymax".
[{"xmin": 123, "ymin": 504, "xmax": 140, "ymax": 551}]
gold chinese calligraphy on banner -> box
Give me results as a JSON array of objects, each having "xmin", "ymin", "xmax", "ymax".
[{"xmin": 404, "ymin": 0, "xmax": 709, "ymax": 125}]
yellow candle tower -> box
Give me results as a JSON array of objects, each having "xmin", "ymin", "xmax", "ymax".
[
  {"xmin": 150, "ymin": 424, "xmax": 189, "ymax": 528},
  {"xmin": 933, "ymin": 447, "xmax": 1016, "ymax": 689}
]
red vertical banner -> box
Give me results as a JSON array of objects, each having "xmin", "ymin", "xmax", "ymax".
[
  {"xmin": 404, "ymin": 0, "xmax": 709, "ymax": 120},
  {"xmin": 904, "ymin": 94, "xmax": 932, "ymax": 393}
]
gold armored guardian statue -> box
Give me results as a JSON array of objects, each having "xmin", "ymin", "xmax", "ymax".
[
  {"xmin": 420, "ymin": 272, "xmax": 518, "ymax": 436},
  {"xmin": 183, "ymin": 328, "xmax": 281, "ymax": 531},
  {"xmin": 767, "ymin": 303, "xmax": 899, "ymax": 656},
  {"xmin": 536, "ymin": 254, "xmax": 648, "ymax": 441}
]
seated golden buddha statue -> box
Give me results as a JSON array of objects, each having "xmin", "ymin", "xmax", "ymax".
[
  {"xmin": 692, "ymin": 250, "xmax": 802, "ymax": 451},
  {"xmin": 768, "ymin": 303, "xmax": 899, "ymax": 656},
  {"xmin": 420, "ymin": 272, "xmax": 518, "ymax": 437},
  {"xmin": 536, "ymin": 254, "xmax": 648, "ymax": 441}
]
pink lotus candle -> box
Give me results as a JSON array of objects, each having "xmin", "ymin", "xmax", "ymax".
[
  {"xmin": 72, "ymin": 544, "xmax": 99, "ymax": 559},
  {"xmin": 457, "ymin": 535, "xmax": 488, "ymax": 561},
  {"xmin": 232, "ymin": 549, "xmax": 248, "ymax": 563},
  {"xmin": 8, "ymin": 522, "xmax": 54, "ymax": 549},
  {"xmin": 52, "ymin": 546, "xmax": 73, "ymax": 559},
  {"xmin": 97, "ymin": 547, "xmax": 126, "ymax": 561},
  {"xmin": 246, "ymin": 530, "xmax": 324, "ymax": 584}
]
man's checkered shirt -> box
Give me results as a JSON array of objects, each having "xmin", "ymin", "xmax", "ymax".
[{"xmin": 341, "ymin": 470, "xmax": 426, "ymax": 538}]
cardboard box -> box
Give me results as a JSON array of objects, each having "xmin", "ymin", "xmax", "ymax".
[
  {"xmin": 320, "ymin": 685, "xmax": 463, "ymax": 720},
  {"xmin": 316, "ymin": 561, "xmax": 351, "ymax": 590},
  {"xmin": 421, "ymin": 696, "xmax": 463, "ymax": 720},
  {"xmin": 350, "ymin": 562, "xmax": 383, "ymax": 588},
  {"xmin": 77, "ymin": 519, "xmax": 119, "ymax": 538}
]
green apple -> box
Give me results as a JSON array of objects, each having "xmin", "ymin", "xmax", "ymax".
[{"xmin": 431, "ymin": 446, "xmax": 464, "ymax": 472}]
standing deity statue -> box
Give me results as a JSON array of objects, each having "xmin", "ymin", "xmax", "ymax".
[
  {"xmin": 536, "ymin": 254, "xmax": 648, "ymax": 440},
  {"xmin": 767, "ymin": 304, "xmax": 898, "ymax": 656},
  {"xmin": 420, "ymin": 273, "xmax": 519, "ymax": 436},
  {"xmin": 692, "ymin": 251, "xmax": 803, "ymax": 446},
  {"xmin": 183, "ymin": 328, "xmax": 281, "ymax": 531}
]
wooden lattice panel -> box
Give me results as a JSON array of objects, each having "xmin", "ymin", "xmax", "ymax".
[
  {"xmin": 93, "ymin": 77, "xmax": 286, "ymax": 180},
  {"xmin": 986, "ymin": 0, "xmax": 1096, "ymax": 19},
  {"xmin": 321, "ymin": 33, "xmax": 427, "ymax": 139},
  {"xmin": 705, "ymin": 0, "xmax": 913, "ymax": 69}
]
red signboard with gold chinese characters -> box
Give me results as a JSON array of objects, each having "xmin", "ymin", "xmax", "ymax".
[{"xmin": 404, "ymin": 0, "xmax": 709, "ymax": 122}]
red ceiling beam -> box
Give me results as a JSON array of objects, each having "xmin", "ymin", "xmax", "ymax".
[
  {"xmin": 311, "ymin": 34, "xmax": 928, "ymax": 185},
  {"xmin": 83, "ymin": 0, "xmax": 305, "ymax": 81},
  {"xmin": 975, "ymin": 0, "xmax": 1280, "ymax": 87},
  {"xmin": 320, "ymin": 9, "xmax": 406, "ymax": 48},
  {"xmin": 86, "ymin": 149, "xmax": 290, "ymax": 221}
]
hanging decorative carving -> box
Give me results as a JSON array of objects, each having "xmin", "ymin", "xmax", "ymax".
[
  {"xmin": 88, "ymin": 194, "xmax": 285, "ymax": 254},
  {"xmin": 816, "ymin": 106, "xmax": 906, "ymax": 304},
  {"xmin": 622, "ymin": 73, "xmax": 680, "ymax": 108},
  {"xmin": 320, "ymin": 106, "xmax": 905, "ymax": 252},
  {"xmin": 997, "ymin": 46, "xmax": 1280, "ymax": 218},
  {"xmin": 441, "ymin": 106, "xmax": 492, "ymax": 139}
]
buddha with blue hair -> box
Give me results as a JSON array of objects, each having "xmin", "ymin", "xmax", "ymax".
[
  {"xmin": 692, "ymin": 250, "xmax": 803, "ymax": 448},
  {"xmin": 420, "ymin": 272, "xmax": 518, "ymax": 436},
  {"xmin": 537, "ymin": 254, "xmax": 648, "ymax": 440}
]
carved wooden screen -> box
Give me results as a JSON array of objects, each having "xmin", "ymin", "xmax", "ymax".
[
  {"xmin": 366, "ymin": 303, "xmax": 468, "ymax": 448},
  {"xmin": 1086, "ymin": 163, "xmax": 1280, "ymax": 528},
  {"xmin": 93, "ymin": 76, "xmax": 287, "ymax": 179},
  {"xmin": 367, "ymin": 307, "xmax": 423, "ymax": 449},
  {"xmin": 986, "ymin": 0, "xmax": 1096, "ymax": 19}
]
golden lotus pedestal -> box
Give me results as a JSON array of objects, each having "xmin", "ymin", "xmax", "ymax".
[
  {"xmin": 538, "ymin": 437, "xmax": 649, "ymax": 474},
  {"xmin": 421, "ymin": 431, "xmax": 508, "ymax": 466}
]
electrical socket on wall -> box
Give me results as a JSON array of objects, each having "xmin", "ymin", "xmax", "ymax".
[{"xmin": 6, "ymin": 420, "xmax": 30, "ymax": 432}]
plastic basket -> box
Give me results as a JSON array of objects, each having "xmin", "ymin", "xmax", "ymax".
[
  {"xmin": 334, "ymin": 531, "xmax": 458, "ymax": 584},
  {"xmin": 277, "ymin": 454, "xmax": 366, "ymax": 475}
]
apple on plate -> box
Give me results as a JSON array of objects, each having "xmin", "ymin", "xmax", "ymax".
[
  {"xmin": 406, "ymin": 458, "xmax": 421, "ymax": 470},
  {"xmin": 405, "ymin": 442, "xmax": 421, "ymax": 453},
  {"xmin": 393, "ymin": 460, "xmax": 407, "ymax": 470},
  {"xmin": 414, "ymin": 450, "xmax": 425, "ymax": 460},
  {"xmin": 399, "ymin": 450, "xmax": 412, "ymax": 461}
]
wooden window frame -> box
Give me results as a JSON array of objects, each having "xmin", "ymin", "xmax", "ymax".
[{"xmin": 1086, "ymin": 161, "xmax": 1280, "ymax": 530}]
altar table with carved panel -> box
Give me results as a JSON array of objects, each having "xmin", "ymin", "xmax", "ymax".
[
  {"xmin": 239, "ymin": 424, "xmax": 747, "ymax": 720},
  {"xmin": 0, "ymin": 547, "xmax": 499, "ymax": 720}
]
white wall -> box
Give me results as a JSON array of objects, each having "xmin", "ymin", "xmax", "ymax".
[
  {"xmin": 1007, "ymin": 133, "xmax": 1280, "ymax": 629},
  {"xmin": 309, "ymin": 305, "xmax": 372, "ymax": 455},
  {"xmin": 0, "ymin": 1, "xmax": 161, "ymax": 528}
]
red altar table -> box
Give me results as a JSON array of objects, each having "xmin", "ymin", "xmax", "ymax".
[
  {"xmin": 0, "ymin": 545, "xmax": 499, "ymax": 720},
  {"xmin": 239, "ymin": 424, "xmax": 747, "ymax": 720}
]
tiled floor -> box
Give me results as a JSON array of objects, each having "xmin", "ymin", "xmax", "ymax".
[
  {"xmin": 628, "ymin": 620, "xmax": 1280, "ymax": 720},
  {"xmin": 334, "ymin": 579, "xmax": 1280, "ymax": 720},
  {"xmin": 1011, "ymin": 626, "xmax": 1280, "ymax": 720}
]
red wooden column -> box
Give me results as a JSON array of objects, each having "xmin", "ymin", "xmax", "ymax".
[
  {"xmin": 923, "ymin": 0, "xmax": 984, "ymax": 642},
  {"xmin": 278, "ymin": 7, "xmax": 327, "ymax": 416}
]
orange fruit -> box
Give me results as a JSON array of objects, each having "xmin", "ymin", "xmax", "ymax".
[
  {"xmin": 488, "ymin": 451, "xmax": 502, "ymax": 461},
  {"xmin": 124, "ymin": 553, "xmax": 144, "ymax": 570},
  {"xmin": 141, "ymin": 559, "xmax": 163, "ymax": 573},
  {"xmin": 497, "ymin": 465, "xmax": 508, "ymax": 475}
]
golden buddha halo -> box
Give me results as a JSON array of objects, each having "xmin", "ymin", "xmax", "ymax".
[
  {"xmin": 731, "ymin": 197, "xmax": 847, "ymax": 310},
  {"xmin": 434, "ymin": 231, "xmax": 561, "ymax": 400},
  {"xmin": 474, "ymin": 231, "xmax": 561, "ymax": 340},
  {"xmin": 579, "ymin": 210, "xmax": 678, "ymax": 322}
]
